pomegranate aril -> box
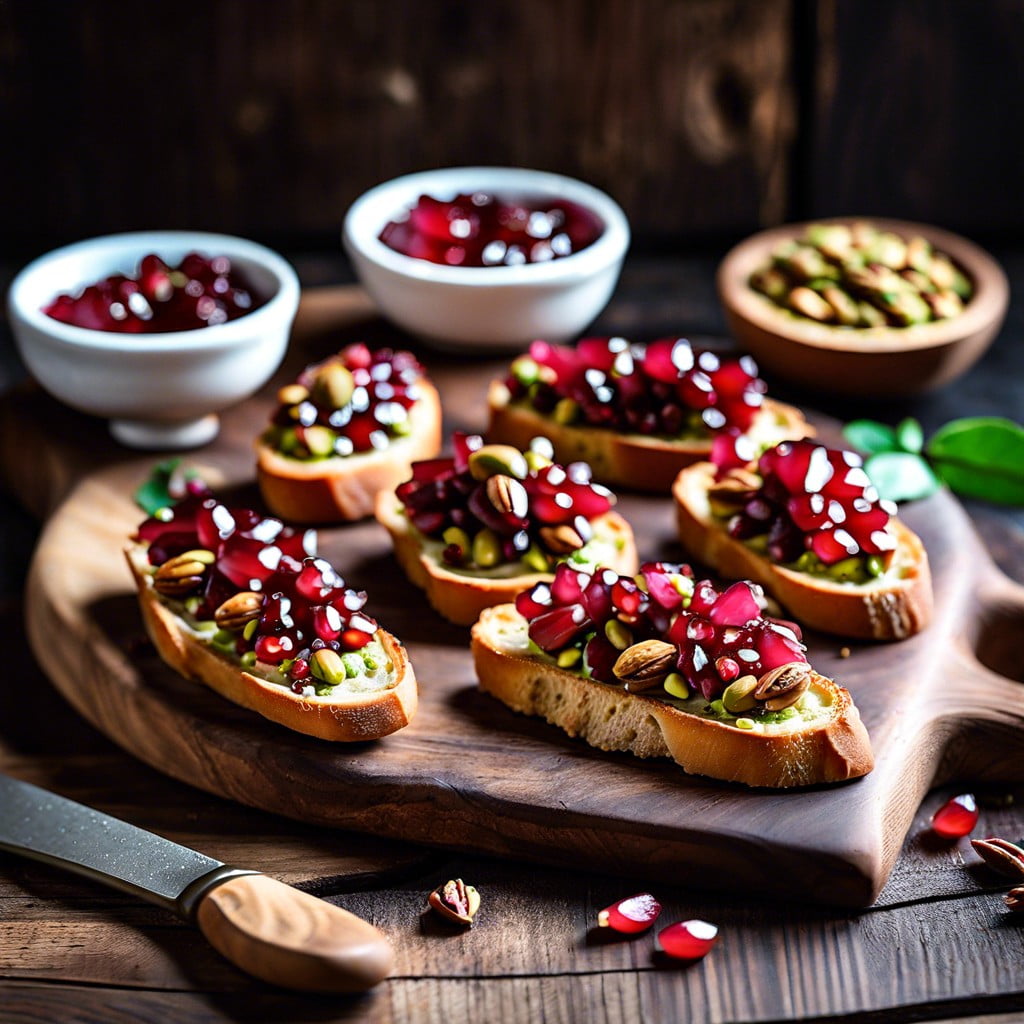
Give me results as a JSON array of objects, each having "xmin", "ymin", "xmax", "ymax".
[
  {"xmin": 584, "ymin": 633, "xmax": 620, "ymax": 683},
  {"xmin": 598, "ymin": 893, "xmax": 662, "ymax": 933},
  {"xmin": 707, "ymin": 581, "xmax": 761, "ymax": 627},
  {"xmin": 529, "ymin": 604, "xmax": 591, "ymax": 653},
  {"xmin": 658, "ymin": 919, "xmax": 718, "ymax": 960},
  {"xmin": 931, "ymin": 794, "xmax": 979, "ymax": 839},
  {"xmin": 551, "ymin": 564, "xmax": 588, "ymax": 605}
]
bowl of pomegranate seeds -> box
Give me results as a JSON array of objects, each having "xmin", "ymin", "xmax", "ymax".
[
  {"xmin": 343, "ymin": 166, "xmax": 630, "ymax": 351},
  {"xmin": 7, "ymin": 231, "xmax": 300, "ymax": 448},
  {"xmin": 717, "ymin": 217, "xmax": 1008, "ymax": 397}
]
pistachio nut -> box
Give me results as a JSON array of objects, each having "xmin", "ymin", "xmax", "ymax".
[
  {"xmin": 485, "ymin": 474, "xmax": 528, "ymax": 519},
  {"xmin": 277, "ymin": 383, "xmax": 309, "ymax": 406},
  {"xmin": 214, "ymin": 591, "xmax": 263, "ymax": 633},
  {"xmin": 722, "ymin": 674, "xmax": 759, "ymax": 714},
  {"xmin": 153, "ymin": 551, "xmax": 214, "ymax": 598},
  {"xmin": 970, "ymin": 838, "xmax": 1024, "ymax": 880},
  {"xmin": 468, "ymin": 443, "xmax": 529, "ymax": 481},
  {"xmin": 428, "ymin": 878, "xmax": 480, "ymax": 926},
  {"xmin": 1006, "ymin": 887, "xmax": 1024, "ymax": 913},
  {"xmin": 749, "ymin": 221, "xmax": 972, "ymax": 328},
  {"xmin": 604, "ymin": 619, "xmax": 633, "ymax": 652},
  {"xmin": 613, "ymin": 639, "xmax": 677, "ymax": 691},
  {"xmin": 312, "ymin": 361, "xmax": 355, "ymax": 409},
  {"xmin": 754, "ymin": 662, "xmax": 812, "ymax": 711},
  {"xmin": 788, "ymin": 286, "xmax": 833, "ymax": 322},
  {"xmin": 310, "ymin": 648, "xmax": 347, "ymax": 687},
  {"xmin": 538, "ymin": 523, "xmax": 584, "ymax": 555},
  {"xmin": 471, "ymin": 528, "xmax": 502, "ymax": 569}
]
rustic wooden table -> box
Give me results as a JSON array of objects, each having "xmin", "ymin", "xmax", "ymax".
[{"xmin": 1, "ymin": 254, "xmax": 1022, "ymax": 1023}]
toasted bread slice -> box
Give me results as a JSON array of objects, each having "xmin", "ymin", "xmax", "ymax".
[
  {"xmin": 126, "ymin": 545, "xmax": 417, "ymax": 741},
  {"xmin": 486, "ymin": 380, "xmax": 812, "ymax": 491},
  {"xmin": 472, "ymin": 604, "xmax": 873, "ymax": 788},
  {"xmin": 375, "ymin": 491, "xmax": 638, "ymax": 627},
  {"xmin": 256, "ymin": 379, "xmax": 443, "ymax": 523},
  {"xmin": 673, "ymin": 460, "xmax": 932, "ymax": 640}
]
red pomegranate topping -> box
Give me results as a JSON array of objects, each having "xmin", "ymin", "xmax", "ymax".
[
  {"xmin": 265, "ymin": 343, "xmax": 429, "ymax": 459},
  {"xmin": 379, "ymin": 191, "xmax": 603, "ymax": 267},
  {"xmin": 515, "ymin": 561, "xmax": 807, "ymax": 703},
  {"xmin": 598, "ymin": 893, "xmax": 663, "ymax": 934},
  {"xmin": 44, "ymin": 252, "xmax": 266, "ymax": 333},
  {"xmin": 396, "ymin": 434, "xmax": 616, "ymax": 574},
  {"xmin": 505, "ymin": 337, "xmax": 766, "ymax": 437},
  {"xmin": 931, "ymin": 794, "xmax": 979, "ymax": 839},
  {"xmin": 658, "ymin": 919, "xmax": 719, "ymax": 960},
  {"xmin": 136, "ymin": 488, "xmax": 386, "ymax": 689},
  {"xmin": 717, "ymin": 439, "xmax": 898, "ymax": 572}
]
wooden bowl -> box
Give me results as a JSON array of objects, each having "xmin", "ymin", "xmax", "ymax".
[{"xmin": 717, "ymin": 218, "xmax": 1009, "ymax": 398}]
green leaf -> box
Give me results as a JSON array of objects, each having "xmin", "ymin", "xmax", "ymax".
[
  {"xmin": 864, "ymin": 452, "xmax": 941, "ymax": 503},
  {"xmin": 925, "ymin": 417, "xmax": 1024, "ymax": 505},
  {"xmin": 895, "ymin": 418, "xmax": 924, "ymax": 454},
  {"xmin": 134, "ymin": 459, "xmax": 192, "ymax": 515},
  {"xmin": 843, "ymin": 419, "xmax": 899, "ymax": 456}
]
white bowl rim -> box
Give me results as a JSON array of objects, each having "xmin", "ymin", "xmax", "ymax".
[
  {"xmin": 343, "ymin": 165, "xmax": 630, "ymax": 286},
  {"xmin": 7, "ymin": 230, "xmax": 300, "ymax": 353}
]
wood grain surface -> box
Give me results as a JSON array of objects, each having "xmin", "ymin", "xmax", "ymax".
[{"xmin": 5, "ymin": 286, "xmax": 1023, "ymax": 913}]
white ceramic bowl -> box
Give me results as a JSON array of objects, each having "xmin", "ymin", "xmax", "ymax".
[
  {"xmin": 342, "ymin": 166, "xmax": 630, "ymax": 351},
  {"xmin": 7, "ymin": 231, "xmax": 300, "ymax": 449}
]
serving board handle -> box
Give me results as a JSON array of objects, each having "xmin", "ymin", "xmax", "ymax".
[{"xmin": 930, "ymin": 560, "xmax": 1024, "ymax": 784}]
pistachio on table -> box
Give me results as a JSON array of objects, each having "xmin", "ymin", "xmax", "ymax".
[
  {"xmin": 428, "ymin": 878, "xmax": 481, "ymax": 926},
  {"xmin": 970, "ymin": 837, "xmax": 1024, "ymax": 880},
  {"xmin": 749, "ymin": 220, "xmax": 973, "ymax": 329}
]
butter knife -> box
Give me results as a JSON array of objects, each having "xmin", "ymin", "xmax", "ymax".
[{"xmin": 0, "ymin": 773, "xmax": 393, "ymax": 992}]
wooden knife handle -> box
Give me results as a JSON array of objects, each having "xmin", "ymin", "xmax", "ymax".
[{"xmin": 195, "ymin": 873, "xmax": 394, "ymax": 992}]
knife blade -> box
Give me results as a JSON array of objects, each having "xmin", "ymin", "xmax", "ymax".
[{"xmin": 0, "ymin": 773, "xmax": 394, "ymax": 992}]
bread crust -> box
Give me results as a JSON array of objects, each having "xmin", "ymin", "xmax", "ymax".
[
  {"xmin": 471, "ymin": 605, "xmax": 874, "ymax": 788},
  {"xmin": 486, "ymin": 379, "xmax": 812, "ymax": 491},
  {"xmin": 256, "ymin": 379, "xmax": 443, "ymax": 523},
  {"xmin": 126, "ymin": 546, "xmax": 417, "ymax": 741},
  {"xmin": 375, "ymin": 491, "xmax": 638, "ymax": 627},
  {"xmin": 673, "ymin": 460, "xmax": 933, "ymax": 640}
]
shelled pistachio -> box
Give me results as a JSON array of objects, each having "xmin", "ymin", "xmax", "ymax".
[{"xmin": 749, "ymin": 221, "xmax": 973, "ymax": 329}]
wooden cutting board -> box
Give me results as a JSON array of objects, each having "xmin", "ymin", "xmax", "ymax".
[{"xmin": 5, "ymin": 287, "xmax": 1023, "ymax": 909}]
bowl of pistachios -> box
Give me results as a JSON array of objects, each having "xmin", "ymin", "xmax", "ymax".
[{"xmin": 717, "ymin": 218, "xmax": 1008, "ymax": 398}]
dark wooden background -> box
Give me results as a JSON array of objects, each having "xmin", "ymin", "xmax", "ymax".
[{"xmin": 3, "ymin": 0, "xmax": 1023, "ymax": 261}]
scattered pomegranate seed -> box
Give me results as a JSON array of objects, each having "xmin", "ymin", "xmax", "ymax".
[
  {"xmin": 931, "ymin": 793, "xmax": 979, "ymax": 839},
  {"xmin": 597, "ymin": 893, "xmax": 662, "ymax": 934},
  {"xmin": 657, "ymin": 919, "xmax": 719, "ymax": 960}
]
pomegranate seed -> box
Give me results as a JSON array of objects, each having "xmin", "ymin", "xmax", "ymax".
[
  {"xmin": 44, "ymin": 252, "xmax": 265, "ymax": 332},
  {"xmin": 931, "ymin": 794, "xmax": 979, "ymax": 839},
  {"xmin": 658, "ymin": 919, "xmax": 719, "ymax": 960},
  {"xmin": 381, "ymin": 191, "xmax": 602, "ymax": 266},
  {"xmin": 598, "ymin": 893, "xmax": 662, "ymax": 933}
]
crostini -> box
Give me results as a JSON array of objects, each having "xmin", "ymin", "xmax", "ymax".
[
  {"xmin": 487, "ymin": 337, "xmax": 811, "ymax": 491},
  {"xmin": 375, "ymin": 433, "xmax": 638, "ymax": 626},
  {"xmin": 672, "ymin": 439, "xmax": 932, "ymax": 640},
  {"xmin": 471, "ymin": 561, "xmax": 874, "ymax": 788},
  {"xmin": 126, "ymin": 484, "xmax": 417, "ymax": 741},
  {"xmin": 256, "ymin": 343, "xmax": 442, "ymax": 523}
]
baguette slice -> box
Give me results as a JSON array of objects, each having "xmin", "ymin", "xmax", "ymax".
[
  {"xmin": 256, "ymin": 379, "xmax": 443, "ymax": 524},
  {"xmin": 487, "ymin": 379, "xmax": 812, "ymax": 491},
  {"xmin": 126, "ymin": 545, "xmax": 417, "ymax": 741},
  {"xmin": 472, "ymin": 605, "xmax": 873, "ymax": 788},
  {"xmin": 375, "ymin": 491, "xmax": 638, "ymax": 627},
  {"xmin": 673, "ymin": 460, "xmax": 932, "ymax": 640}
]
